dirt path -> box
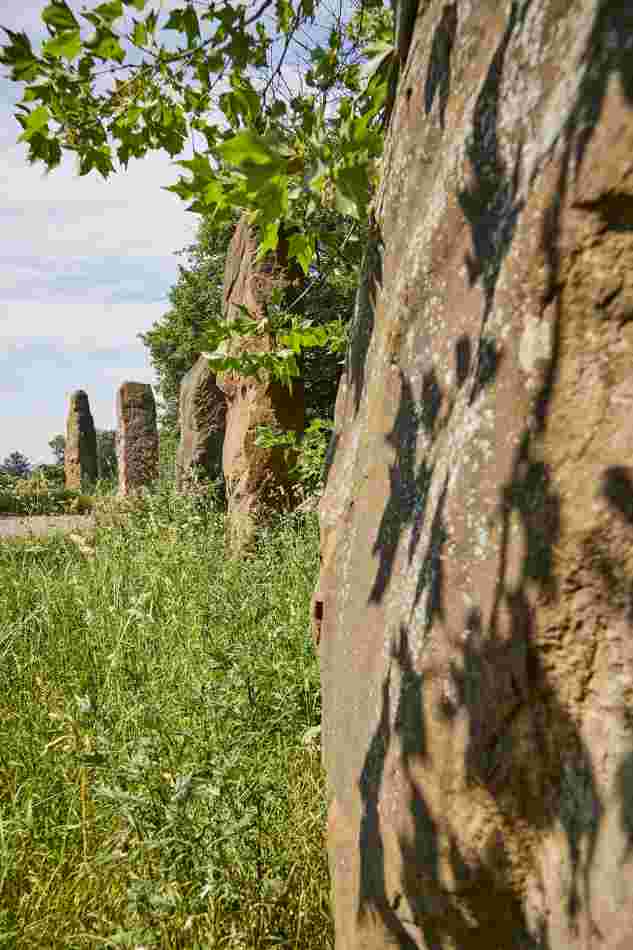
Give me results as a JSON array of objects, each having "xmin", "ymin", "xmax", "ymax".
[{"xmin": 0, "ymin": 514, "xmax": 95, "ymax": 539}]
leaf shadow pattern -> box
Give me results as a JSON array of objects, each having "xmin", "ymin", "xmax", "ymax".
[
  {"xmin": 599, "ymin": 466, "xmax": 633, "ymax": 864},
  {"xmin": 368, "ymin": 372, "xmax": 438, "ymax": 605},
  {"xmin": 350, "ymin": 227, "xmax": 384, "ymax": 416},
  {"xmin": 457, "ymin": 0, "xmax": 527, "ymax": 406},
  {"xmin": 423, "ymin": 3, "xmax": 458, "ymax": 130},
  {"xmin": 352, "ymin": 0, "xmax": 633, "ymax": 945}
]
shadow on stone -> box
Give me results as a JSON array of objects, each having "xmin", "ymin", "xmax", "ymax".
[
  {"xmin": 423, "ymin": 2, "xmax": 458, "ymax": 130},
  {"xmin": 352, "ymin": 0, "xmax": 633, "ymax": 944}
]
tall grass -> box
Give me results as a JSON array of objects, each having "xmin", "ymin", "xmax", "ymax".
[{"xmin": 0, "ymin": 486, "xmax": 332, "ymax": 948}]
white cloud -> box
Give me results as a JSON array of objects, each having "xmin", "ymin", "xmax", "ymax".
[
  {"xmin": 0, "ymin": 301, "xmax": 168, "ymax": 348},
  {"xmin": 0, "ymin": 145, "xmax": 197, "ymax": 258}
]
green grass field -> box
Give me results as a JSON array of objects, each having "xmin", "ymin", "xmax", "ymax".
[{"xmin": 0, "ymin": 486, "xmax": 332, "ymax": 948}]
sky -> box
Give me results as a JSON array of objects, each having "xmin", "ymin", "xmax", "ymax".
[{"xmin": 0, "ymin": 0, "xmax": 198, "ymax": 465}]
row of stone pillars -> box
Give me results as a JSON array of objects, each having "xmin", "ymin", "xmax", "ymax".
[
  {"xmin": 64, "ymin": 214, "xmax": 306, "ymax": 550},
  {"xmin": 65, "ymin": 382, "xmax": 158, "ymax": 496}
]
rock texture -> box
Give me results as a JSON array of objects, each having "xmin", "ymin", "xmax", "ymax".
[
  {"xmin": 175, "ymin": 355, "xmax": 227, "ymax": 491},
  {"xmin": 116, "ymin": 382, "xmax": 159, "ymax": 495},
  {"xmin": 65, "ymin": 389, "xmax": 97, "ymax": 490},
  {"xmin": 315, "ymin": 1, "xmax": 633, "ymax": 947},
  {"xmin": 219, "ymin": 215, "xmax": 305, "ymax": 551}
]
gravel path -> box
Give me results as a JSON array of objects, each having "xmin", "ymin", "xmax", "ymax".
[{"xmin": 0, "ymin": 514, "xmax": 95, "ymax": 539}]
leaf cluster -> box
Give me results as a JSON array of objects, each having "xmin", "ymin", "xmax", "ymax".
[{"xmin": 1, "ymin": 0, "xmax": 395, "ymax": 260}]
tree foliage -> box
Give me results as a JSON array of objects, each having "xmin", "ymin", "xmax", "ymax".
[
  {"xmin": 1, "ymin": 0, "xmax": 396, "ymax": 386},
  {"xmin": 96, "ymin": 428, "xmax": 118, "ymax": 479},
  {"xmin": 49, "ymin": 433, "xmax": 66, "ymax": 465},
  {"xmin": 1, "ymin": 451, "xmax": 31, "ymax": 479},
  {"xmin": 1, "ymin": 0, "xmax": 394, "ymax": 239},
  {"xmin": 48, "ymin": 431, "xmax": 118, "ymax": 479},
  {"xmin": 140, "ymin": 216, "xmax": 236, "ymax": 433}
]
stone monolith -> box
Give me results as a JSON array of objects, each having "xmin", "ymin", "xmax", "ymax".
[
  {"xmin": 218, "ymin": 215, "xmax": 305, "ymax": 551},
  {"xmin": 65, "ymin": 389, "xmax": 97, "ymax": 490},
  {"xmin": 116, "ymin": 382, "xmax": 159, "ymax": 496},
  {"xmin": 315, "ymin": 1, "xmax": 633, "ymax": 947},
  {"xmin": 175, "ymin": 355, "xmax": 227, "ymax": 492}
]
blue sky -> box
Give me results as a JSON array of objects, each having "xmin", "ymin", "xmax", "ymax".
[{"xmin": 0, "ymin": 0, "xmax": 198, "ymax": 465}]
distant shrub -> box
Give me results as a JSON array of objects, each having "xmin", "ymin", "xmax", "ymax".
[{"xmin": 0, "ymin": 471, "xmax": 95, "ymax": 515}]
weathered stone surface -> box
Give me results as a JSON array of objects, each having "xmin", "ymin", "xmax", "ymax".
[
  {"xmin": 65, "ymin": 389, "xmax": 97, "ymax": 490},
  {"xmin": 315, "ymin": 2, "xmax": 633, "ymax": 947},
  {"xmin": 175, "ymin": 356, "xmax": 227, "ymax": 491},
  {"xmin": 116, "ymin": 382, "xmax": 159, "ymax": 495},
  {"xmin": 218, "ymin": 215, "xmax": 305, "ymax": 551}
]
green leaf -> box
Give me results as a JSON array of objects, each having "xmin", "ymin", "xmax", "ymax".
[
  {"xmin": 174, "ymin": 153, "xmax": 215, "ymax": 184},
  {"xmin": 145, "ymin": 9, "xmax": 157, "ymax": 37},
  {"xmin": 18, "ymin": 105, "xmax": 50, "ymax": 142},
  {"xmin": 42, "ymin": 29, "xmax": 81, "ymax": 60},
  {"xmin": 87, "ymin": 28, "xmax": 125, "ymax": 62},
  {"xmin": 333, "ymin": 184, "xmax": 357, "ymax": 219},
  {"xmin": 78, "ymin": 144, "xmax": 113, "ymax": 177},
  {"xmin": 358, "ymin": 41, "xmax": 395, "ymax": 87},
  {"xmin": 116, "ymin": 104, "xmax": 142, "ymax": 128},
  {"xmin": 287, "ymin": 232, "xmax": 315, "ymax": 274},
  {"xmin": 203, "ymin": 180, "xmax": 225, "ymax": 206},
  {"xmin": 42, "ymin": 0, "xmax": 79, "ymax": 33},
  {"xmin": 276, "ymin": 0, "xmax": 292, "ymax": 34},
  {"xmin": 130, "ymin": 18, "xmax": 147, "ymax": 45},
  {"xmin": 258, "ymin": 219, "xmax": 279, "ymax": 258},
  {"xmin": 0, "ymin": 28, "xmax": 40, "ymax": 81},
  {"xmin": 270, "ymin": 100, "xmax": 286, "ymax": 119},
  {"xmin": 123, "ymin": 0, "xmax": 146, "ymax": 10},
  {"xmin": 164, "ymin": 8, "xmax": 184, "ymax": 30},
  {"xmin": 183, "ymin": 5, "xmax": 200, "ymax": 45},
  {"xmin": 335, "ymin": 164, "xmax": 370, "ymax": 220},
  {"xmin": 211, "ymin": 51, "xmax": 226, "ymax": 72},
  {"xmin": 94, "ymin": 0, "xmax": 123, "ymax": 26},
  {"xmin": 218, "ymin": 130, "xmax": 284, "ymax": 168},
  {"xmin": 165, "ymin": 6, "xmax": 199, "ymax": 44}
]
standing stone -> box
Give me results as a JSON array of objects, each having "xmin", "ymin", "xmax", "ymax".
[
  {"xmin": 116, "ymin": 382, "xmax": 159, "ymax": 496},
  {"xmin": 314, "ymin": 2, "xmax": 633, "ymax": 948},
  {"xmin": 218, "ymin": 215, "xmax": 305, "ymax": 552},
  {"xmin": 175, "ymin": 356, "xmax": 227, "ymax": 492},
  {"xmin": 65, "ymin": 390, "xmax": 97, "ymax": 490}
]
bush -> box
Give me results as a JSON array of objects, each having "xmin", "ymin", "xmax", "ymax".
[{"xmin": 0, "ymin": 470, "xmax": 96, "ymax": 516}]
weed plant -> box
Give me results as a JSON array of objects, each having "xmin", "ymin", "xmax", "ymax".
[{"xmin": 0, "ymin": 485, "xmax": 331, "ymax": 948}]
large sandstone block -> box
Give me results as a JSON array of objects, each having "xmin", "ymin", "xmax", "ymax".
[
  {"xmin": 218, "ymin": 215, "xmax": 305, "ymax": 551},
  {"xmin": 315, "ymin": 2, "xmax": 633, "ymax": 947},
  {"xmin": 175, "ymin": 355, "xmax": 227, "ymax": 491},
  {"xmin": 116, "ymin": 382, "xmax": 159, "ymax": 496},
  {"xmin": 64, "ymin": 389, "xmax": 97, "ymax": 490}
]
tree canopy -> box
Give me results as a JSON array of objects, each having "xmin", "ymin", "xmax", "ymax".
[
  {"xmin": 1, "ymin": 451, "xmax": 31, "ymax": 479},
  {"xmin": 1, "ymin": 0, "xmax": 397, "ymax": 444},
  {"xmin": 140, "ymin": 215, "xmax": 236, "ymax": 433},
  {"xmin": 48, "ymin": 431, "xmax": 118, "ymax": 478},
  {"xmin": 1, "ymin": 0, "xmax": 396, "ymax": 269},
  {"xmin": 49, "ymin": 433, "xmax": 66, "ymax": 465}
]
